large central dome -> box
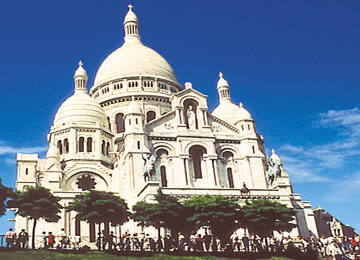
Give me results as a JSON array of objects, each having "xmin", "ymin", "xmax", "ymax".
[
  {"xmin": 94, "ymin": 40, "xmax": 178, "ymax": 86},
  {"xmin": 92, "ymin": 5, "xmax": 180, "ymax": 88}
]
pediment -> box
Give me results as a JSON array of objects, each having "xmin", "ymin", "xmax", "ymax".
[
  {"xmin": 45, "ymin": 162, "xmax": 62, "ymax": 172},
  {"xmin": 145, "ymin": 111, "xmax": 176, "ymax": 132},
  {"xmin": 208, "ymin": 113, "xmax": 240, "ymax": 135},
  {"xmin": 171, "ymin": 87, "xmax": 207, "ymax": 99}
]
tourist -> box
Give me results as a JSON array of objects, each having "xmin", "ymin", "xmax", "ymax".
[
  {"xmin": 5, "ymin": 228, "xmax": 16, "ymax": 248},
  {"xmin": 42, "ymin": 231, "xmax": 47, "ymax": 248},
  {"xmin": 177, "ymin": 232, "xmax": 185, "ymax": 251},
  {"xmin": 17, "ymin": 229, "xmax": 29, "ymax": 249},
  {"xmin": 132, "ymin": 233, "xmax": 141, "ymax": 251},
  {"xmin": 57, "ymin": 228, "xmax": 67, "ymax": 249},
  {"xmin": 47, "ymin": 232, "xmax": 55, "ymax": 249},
  {"xmin": 203, "ymin": 232, "xmax": 211, "ymax": 252},
  {"xmin": 230, "ymin": 232, "xmax": 240, "ymax": 252},
  {"xmin": 242, "ymin": 234, "xmax": 250, "ymax": 252},
  {"xmin": 96, "ymin": 232, "xmax": 102, "ymax": 251},
  {"xmin": 164, "ymin": 234, "xmax": 172, "ymax": 252},
  {"xmin": 107, "ymin": 231, "xmax": 115, "ymax": 250}
]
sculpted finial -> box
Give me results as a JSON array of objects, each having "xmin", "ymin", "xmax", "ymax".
[
  {"xmin": 239, "ymin": 102, "xmax": 243, "ymax": 108},
  {"xmin": 79, "ymin": 60, "xmax": 83, "ymax": 67},
  {"xmin": 219, "ymin": 72, "xmax": 223, "ymax": 78},
  {"xmin": 185, "ymin": 82, "xmax": 192, "ymax": 89}
]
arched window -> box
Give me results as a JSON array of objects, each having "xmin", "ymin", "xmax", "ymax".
[
  {"xmin": 160, "ymin": 166, "xmax": 167, "ymax": 187},
  {"xmin": 227, "ymin": 168, "xmax": 234, "ymax": 188},
  {"xmin": 79, "ymin": 137, "xmax": 84, "ymax": 152},
  {"xmin": 87, "ymin": 137, "xmax": 92, "ymax": 153},
  {"xmin": 146, "ymin": 111, "xmax": 156, "ymax": 123},
  {"xmin": 106, "ymin": 142, "xmax": 110, "ymax": 156},
  {"xmin": 57, "ymin": 140, "xmax": 63, "ymax": 155},
  {"xmin": 115, "ymin": 113, "xmax": 125, "ymax": 133},
  {"xmin": 156, "ymin": 148, "xmax": 169, "ymax": 157},
  {"xmin": 223, "ymin": 151, "xmax": 234, "ymax": 162},
  {"xmin": 189, "ymin": 145, "xmax": 207, "ymax": 179},
  {"xmin": 102, "ymin": 140, "xmax": 105, "ymax": 155},
  {"xmin": 64, "ymin": 139, "xmax": 69, "ymax": 153}
]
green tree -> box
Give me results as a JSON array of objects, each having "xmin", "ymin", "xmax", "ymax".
[
  {"xmin": 0, "ymin": 177, "xmax": 13, "ymax": 217},
  {"xmin": 8, "ymin": 186, "xmax": 62, "ymax": 248},
  {"xmin": 241, "ymin": 199, "xmax": 296, "ymax": 238},
  {"xmin": 183, "ymin": 195, "xmax": 242, "ymax": 245},
  {"xmin": 67, "ymin": 190, "xmax": 131, "ymax": 233},
  {"xmin": 132, "ymin": 190, "xmax": 193, "ymax": 238}
]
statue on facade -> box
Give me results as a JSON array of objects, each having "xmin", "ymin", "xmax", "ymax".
[
  {"xmin": 265, "ymin": 149, "xmax": 282, "ymax": 186},
  {"xmin": 142, "ymin": 153, "xmax": 157, "ymax": 182},
  {"xmin": 186, "ymin": 105, "xmax": 196, "ymax": 129}
]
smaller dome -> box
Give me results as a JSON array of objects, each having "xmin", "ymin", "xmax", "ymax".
[
  {"xmin": 212, "ymin": 102, "xmax": 240, "ymax": 125},
  {"xmin": 217, "ymin": 72, "xmax": 229, "ymax": 89},
  {"xmin": 127, "ymin": 98, "xmax": 142, "ymax": 114},
  {"xmin": 124, "ymin": 4, "xmax": 138, "ymax": 24},
  {"xmin": 74, "ymin": 61, "xmax": 87, "ymax": 80},
  {"xmin": 53, "ymin": 92, "xmax": 108, "ymax": 129},
  {"xmin": 236, "ymin": 103, "xmax": 252, "ymax": 120}
]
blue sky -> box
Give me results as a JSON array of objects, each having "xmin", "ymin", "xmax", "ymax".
[{"xmin": 0, "ymin": 0, "xmax": 359, "ymax": 234}]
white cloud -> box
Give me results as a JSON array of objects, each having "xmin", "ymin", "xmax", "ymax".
[
  {"xmin": 3, "ymin": 157, "xmax": 16, "ymax": 165},
  {"xmin": 322, "ymin": 172, "xmax": 360, "ymax": 202},
  {"xmin": 278, "ymin": 106, "xmax": 360, "ymax": 184},
  {"xmin": 0, "ymin": 141, "xmax": 47, "ymax": 155}
]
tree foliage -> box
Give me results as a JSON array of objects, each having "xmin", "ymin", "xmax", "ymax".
[
  {"xmin": 241, "ymin": 199, "xmax": 296, "ymax": 237},
  {"xmin": 68, "ymin": 190, "xmax": 131, "ymax": 229},
  {"xmin": 183, "ymin": 195, "xmax": 242, "ymax": 244},
  {"xmin": 8, "ymin": 186, "xmax": 62, "ymax": 248},
  {"xmin": 132, "ymin": 190, "xmax": 193, "ymax": 236},
  {"xmin": 0, "ymin": 177, "xmax": 13, "ymax": 217}
]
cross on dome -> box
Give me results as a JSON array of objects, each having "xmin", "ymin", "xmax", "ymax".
[{"xmin": 128, "ymin": 4, "xmax": 133, "ymax": 10}]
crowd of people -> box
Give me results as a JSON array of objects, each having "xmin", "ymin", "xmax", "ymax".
[{"xmin": 3, "ymin": 227, "xmax": 360, "ymax": 259}]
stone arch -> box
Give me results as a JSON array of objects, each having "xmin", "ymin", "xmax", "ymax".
[
  {"xmin": 189, "ymin": 145, "xmax": 207, "ymax": 179},
  {"xmin": 153, "ymin": 142, "xmax": 175, "ymax": 156},
  {"xmin": 184, "ymin": 141, "xmax": 210, "ymax": 155},
  {"xmin": 146, "ymin": 110, "xmax": 156, "ymax": 123},
  {"xmin": 179, "ymin": 95, "xmax": 201, "ymax": 107},
  {"xmin": 115, "ymin": 113, "xmax": 125, "ymax": 133},
  {"xmin": 63, "ymin": 169, "xmax": 110, "ymax": 191},
  {"xmin": 217, "ymin": 145, "xmax": 240, "ymax": 159}
]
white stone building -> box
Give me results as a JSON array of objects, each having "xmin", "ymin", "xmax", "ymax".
[{"xmin": 15, "ymin": 5, "xmax": 319, "ymax": 243}]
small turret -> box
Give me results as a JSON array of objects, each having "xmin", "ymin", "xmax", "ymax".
[
  {"xmin": 217, "ymin": 72, "xmax": 231, "ymax": 103},
  {"xmin": 74, "ymin": 61, "xmax": 88, "ymax": 93},
  {"xmin": 124, "ymin": 4, "xmax": 140, "ymax": 43}
]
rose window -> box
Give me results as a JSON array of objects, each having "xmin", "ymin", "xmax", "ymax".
[{"xmin": 76, "ymin": 174, "xmax": 96, "ymax": 191}]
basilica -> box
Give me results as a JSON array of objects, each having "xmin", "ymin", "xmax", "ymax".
[{"xmin": 15, "ymin": 5, "xmax": 319, "ymax": 242}]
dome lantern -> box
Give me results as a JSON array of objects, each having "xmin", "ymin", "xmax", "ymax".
[
  {"xmin": 124, "ymin": 4, "xmax": 140, "ymax": 43},
  {"xmin": 74, "ymin": 61, "xmax": 88, "ymax": 93},
  {"xmin": 217, "ymin": 72, "xmax": 231, "ymax": 104}
]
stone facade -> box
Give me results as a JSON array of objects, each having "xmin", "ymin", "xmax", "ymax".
[{"xmin": 15, "ymin": 5, "xmax": 319, "ymax": 243}]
